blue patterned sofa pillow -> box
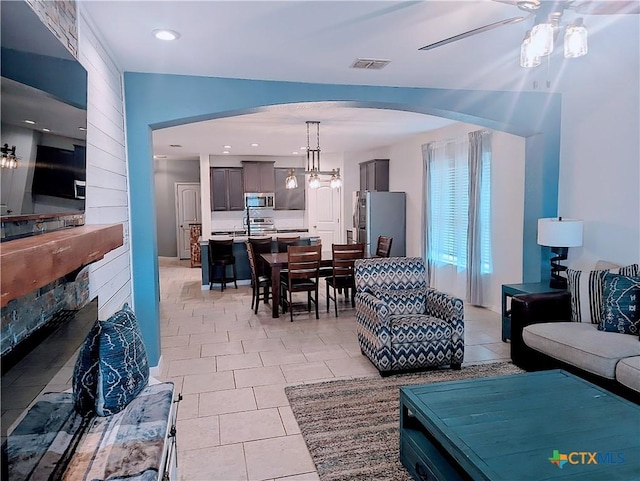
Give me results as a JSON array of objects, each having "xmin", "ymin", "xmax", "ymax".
[
  {"xmin": 599, "ymin": 274, "xmax": 640, "ymax": 335},
  {"xmin": 372, "ymin": 288, "xmax": 426, "ymax": 315},
  {"xmin": 73, "ymin": 303, "xmax": 149, "ymax": 417}
]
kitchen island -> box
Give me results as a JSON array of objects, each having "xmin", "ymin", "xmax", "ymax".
[{"xmin": 199, "ymin": 233, "xmax": 318, "ymax": 288}]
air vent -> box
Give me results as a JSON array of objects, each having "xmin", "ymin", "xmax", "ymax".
[{"xmin": 350, "ymin": 58, "xmax": 391, "ymax": 70}]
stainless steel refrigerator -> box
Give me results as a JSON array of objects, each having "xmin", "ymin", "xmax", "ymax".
[{"xmin": 354, "ymin": 191, "xmax": 406, "ymax": 256}]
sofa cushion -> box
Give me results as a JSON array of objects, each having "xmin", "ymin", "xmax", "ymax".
[
  {"xmin": 615, "ymin": 356, "xmax": 640, "ymax": 393},
  {"xmin": 5, "ymin": 382, "xmax": 175, "ymax": 481},
  {"xmin": 522, "ymin": 322, "xmax": 640, "ymax": 379},
  {"xmin": 73, "ymin": 303, "xmax": 149, "ymax": 417},
  {"xmin": 599, "ymin": 274, "xmax": 640, "ymax": 335},
  {"xmin": 566, "ymin": 264, "xmax": 639, "ymax": 324},
  {"xmin": 372, "ymin": 288, "xmax": 426, "ymax": 315}
]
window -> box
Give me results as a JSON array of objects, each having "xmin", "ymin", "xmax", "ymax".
[{"xmin": 427, "ymin": 137, "xmax": 491, "ymax": 274}]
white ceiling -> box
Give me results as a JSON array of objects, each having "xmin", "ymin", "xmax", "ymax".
[{"xmin": 81, "ymin": 0, "xmax": 639, "ymax": 160}]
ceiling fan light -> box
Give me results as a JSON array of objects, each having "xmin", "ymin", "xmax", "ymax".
[
  {"xmin": 564, "ymin": 22, "xmax": 588, "ymax": 58},
  {"xmin": 520, "ymin": 35, "xmax": 541, "ymax": 68},
  {"xmin": 529, "ymin": 23, "xmax": 554, "ymax": 57}
]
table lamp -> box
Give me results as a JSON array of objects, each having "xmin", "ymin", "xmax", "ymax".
[{"xmin": 537, "ymin": 217, "xmax": 584, "ymax": 289}]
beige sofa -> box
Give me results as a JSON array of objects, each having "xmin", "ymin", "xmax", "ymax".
[{"xmin": 510, "ymin": 261, "xmax": 640, "ymax": 398}]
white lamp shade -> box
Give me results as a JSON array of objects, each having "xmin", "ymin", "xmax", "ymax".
[{"xmin": 537, "ymin": 218, "xmax": 584, "ymax": 247}]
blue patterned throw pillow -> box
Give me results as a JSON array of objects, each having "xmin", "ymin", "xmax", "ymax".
[
  {"xmin": 599, "ymin": 274, "xmax": 640, "ymax": 335},
  {"xmin": 72, "ymin": 321, "xmax": 101, "ymax": 416},
  {"xmin": 72, "ymin": 303, "xmax": 149, "ymax": 416},
  {"xmin": 372, "ymin": 288, "xmax": 426, "ymax": 315}
]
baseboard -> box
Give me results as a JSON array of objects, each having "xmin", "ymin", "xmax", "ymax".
[{"xmin": 150, "ymin": 355, "xmax": 163, "ymax": 378}]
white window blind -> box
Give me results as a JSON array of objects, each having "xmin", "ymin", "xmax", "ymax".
[{"xmin": 428, "ymin": 137, "xmax": 491, "ymax": 274}]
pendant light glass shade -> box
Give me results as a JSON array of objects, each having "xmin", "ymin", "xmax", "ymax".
[
  {"xmin": 308, "ymin": 172, "xmax": 320, "ymax": 189},
  {"xmin": 285, "ymin": 169, "xmax": 298, "ymax": 189},
  {"xmin": 529, "ymin": 23, "xmax": 554, "ymax": 57},
  {"xmin": 564, "ymin": 21, "xmax": 588, "ymax": 58},
  {"xmin": 520, "ymin": 32, "xmax": 541, "ymax": 68},
  {"xmin": 329, "ymin": 169, "xmax": 342, "ymax": 189}
]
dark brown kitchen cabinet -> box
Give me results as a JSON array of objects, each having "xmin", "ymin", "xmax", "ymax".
[
  {"xmin": 274, "ymin": 168, "xmax": 305, "ymax": 210},
  {"xmin": 359, "ymin": 159, "xmax": 389, "ymax": 192},
  {"xmin": 242, "ymin": 161, "xmax": 275, "ymax": 193},
  {"xmin": 210, "ymin": 167, "xmax": 244, "ymax": 211}
]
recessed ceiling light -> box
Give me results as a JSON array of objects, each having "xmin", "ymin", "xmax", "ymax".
[
  {"xmin": 300, "ymin": 146, "xmax": 307, "ymax": 150},
  {"xmin": 222, "ymin": 150, "xmax": 230, "ymax": 154},
  {"xmin": 78, "ymin": 126, "xmax": 87, "ymax": 131},
  {"xmin": 42, "ymin": 128, "xmax": 50, "ymax": 132},
  {"xmin": 153, "ymin": 155, "xmax": 168, "ymax": 159},
  {"xmin": 169, "ymin": 144, "xmax": 182, "ymax": 148},
  {"xmin": 153, "ymin": 29, "xmax": 180, "ymax": 41},
  {"xmin": 251, "ymin": 143, "xmax": 259, "ymax": 147},
  {"xmin": 24, "ymin": 119, "xmax": 35, "ymax": 124},
  {"xmin": 223, "ymin": 145, "xmax": 232, "ymax": 149},
  {"xmin": 292, "ymin": 151, "xmax": 299, "ymax": 155}
]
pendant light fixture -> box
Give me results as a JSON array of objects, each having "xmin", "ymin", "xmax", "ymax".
[
  {"xmin": 285, "ymin": 121, "xmax": 342, "ymax": 190},
  {"xmin": 1, "ymin": 144, "xmax": 18, "ymax": 169}
]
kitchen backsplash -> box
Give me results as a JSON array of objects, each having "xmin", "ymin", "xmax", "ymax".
[{"xmin": 210, "ymin": 209, "xmax": 305, "ymax": 232}]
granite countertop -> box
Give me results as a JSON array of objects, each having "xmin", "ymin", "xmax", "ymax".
[{"xmin": 201, "ymin": 230, "xmax": 315, "ymax": 244}]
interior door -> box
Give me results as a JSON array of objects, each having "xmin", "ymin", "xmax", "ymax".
[
  {"xmin": 308, "ymin": 181, "xmax": 342, "ymax": 248},
  {"xmin": 176, "ymin": 183, "xmax": 201, "ymax": 259}
]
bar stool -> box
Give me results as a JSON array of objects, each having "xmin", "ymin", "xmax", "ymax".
[{"xmin": 208, "ymin": 239, "xmax": 237, "ymax": 291}]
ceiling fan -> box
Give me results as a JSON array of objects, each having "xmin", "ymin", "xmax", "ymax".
[{"xmin": 419, "ymin": 1, "xmax": 640, "ymax": 65}]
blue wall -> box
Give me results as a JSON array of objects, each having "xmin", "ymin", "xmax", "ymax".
[{"xmin": 123, "ymin": 73, "xmax": 561, "ymax": 364}]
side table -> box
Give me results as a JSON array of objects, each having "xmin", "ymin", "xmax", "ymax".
[{"xmin": 501, "ymin": 282, "xmax": 565, "ymax": 342}]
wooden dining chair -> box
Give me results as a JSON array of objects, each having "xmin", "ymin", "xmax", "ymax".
[
  {"xmin": 277, "ymin": 236, "xmax": 300, "ymax": 253},
  {"xmin": 246, "ymin": 241, "xmax": 271, "ymax": 314},
  {"xmin": 326, "ymin": 243, "xmax": 365, "ymax": 316},
  {"xmin": 280, "ymin": 244, "xmax": 321, "ymax": 321},
  {"xmin": 375, "ymin": 236, "xmax": 393, "ymax": 257},
  {"xmin": 248, "ymin": 237, "xmax": 273, "ymax": 279}
]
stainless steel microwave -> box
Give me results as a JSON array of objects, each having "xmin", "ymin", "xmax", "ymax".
[{"xmin": 244, "ymin": 192, "xmax": 275, "ymax": 209}]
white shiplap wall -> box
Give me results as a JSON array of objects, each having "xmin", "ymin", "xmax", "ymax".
[{"xmin": 77, "ymin": 6, "xmax": 132, "ymax": 321}]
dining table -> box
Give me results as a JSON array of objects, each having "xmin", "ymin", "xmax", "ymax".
[{"xmin": 261, "ymin": 250, "xmax": 367, "ymax": 318}]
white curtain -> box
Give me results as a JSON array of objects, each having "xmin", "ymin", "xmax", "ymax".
[
  {"xmin": 423, "ymin": 137, "xmax": 469, "ymax": 300},
  {"xmin": 422, "ymin": 132, "xmax": 492, "ymax": 304},
  {"xmin": 467, "ymin": 130, "xmax": 492, "ymax": 306},
  {"xmin": 421, "ymin": 143, "xmax": 431, "ymax": 285}
]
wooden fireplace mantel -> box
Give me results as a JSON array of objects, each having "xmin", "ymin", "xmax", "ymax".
[{"xmin": 0, "ymin": 224, "xmax": 124, "ymax": 307}]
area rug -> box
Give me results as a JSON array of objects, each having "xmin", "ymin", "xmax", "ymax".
[{"xmin": 285, "ymin": 362, "xmax": 524, "ymax": 481}]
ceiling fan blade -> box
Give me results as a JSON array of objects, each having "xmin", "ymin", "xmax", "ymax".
[
  {"xmin": 571, "ymin": 1, "xmax": 640, "ymax": 14},
  {"xmin": 419, "ymin": 16, "xmax": 527, "ymax": 51},
  {"xmin": 491, "ymin": 0, "xmax": 521, "ymax": 5}
]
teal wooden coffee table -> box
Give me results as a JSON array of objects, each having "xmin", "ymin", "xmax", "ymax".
[{"xmin": 400, "ymin": 370, "xmax": 640, "ymax": 480}]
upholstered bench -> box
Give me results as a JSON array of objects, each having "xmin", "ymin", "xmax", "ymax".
[
  {"xmin": 3, "ymin": 380, "xmax": 178, "ymax": 481},
  {"xmin": 3, "ymin": 303, "xmax": 180, "ymax": 481}
]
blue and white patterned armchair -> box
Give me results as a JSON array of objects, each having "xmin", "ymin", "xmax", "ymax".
[{"xmin": 354, "ymin": 257, "xmax": 464, "ymax": 374}]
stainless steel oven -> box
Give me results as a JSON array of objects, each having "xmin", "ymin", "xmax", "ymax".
[{"xmin": 244, "ymin": 193, "xmax": 275, "ymax": 209}]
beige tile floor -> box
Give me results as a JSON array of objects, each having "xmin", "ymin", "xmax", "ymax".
[{"xmin": 1, "ymin": 257, "xmax": 509, "ymax": 481}]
